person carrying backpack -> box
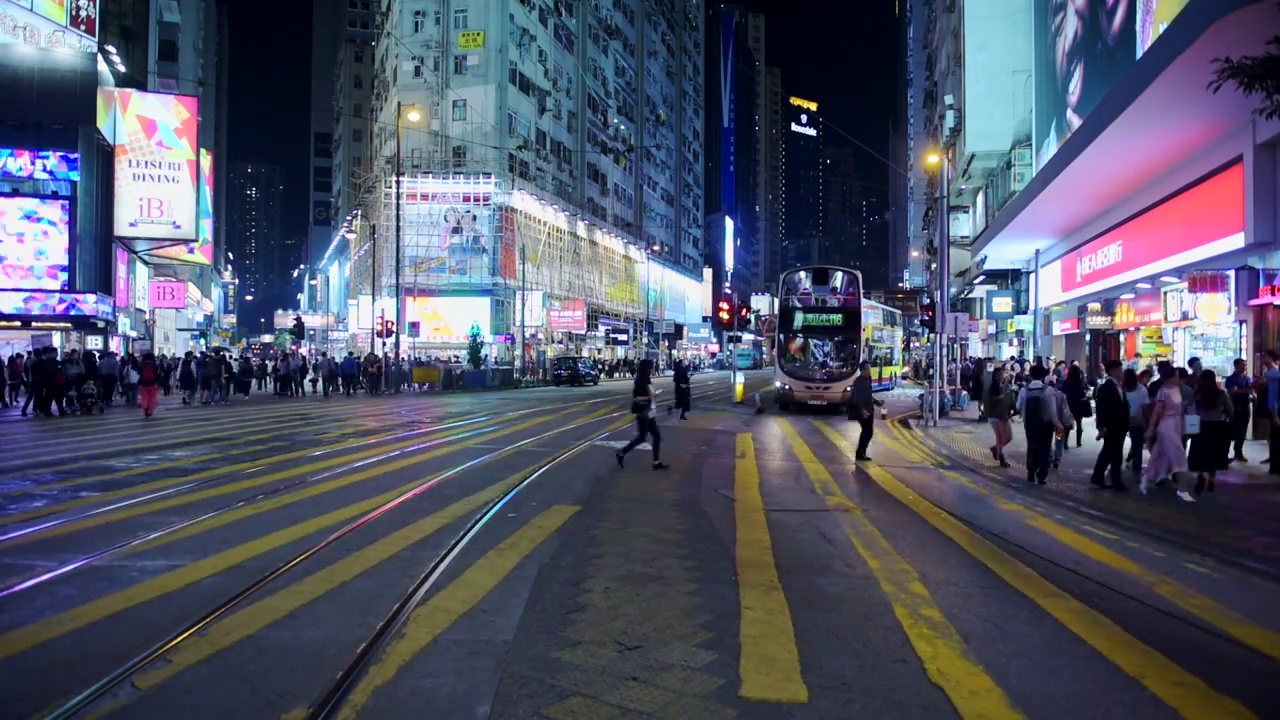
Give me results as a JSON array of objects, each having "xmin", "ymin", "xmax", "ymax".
[
  {"xmin": 138, "ymin": 352, "xmax": 161, "ymax": 418},
  {"xmin": 1016, "ymin": 364, "xmax": 1064, "ymax": 485}
]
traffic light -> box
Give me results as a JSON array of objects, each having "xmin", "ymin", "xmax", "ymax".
[
  {"xmin": 375, "ymin": 315, "xmax": 386, "ymax": 339},
  {"xmin": 385, "ymin": 319, "xmax": 397, "ymax": 338},
  {"xmin": 736, "ymin": 305, "xmax": 752, "ymax": 332},
  {"xmin": 291, "ymin": 315, "xmax": 306, "ymax": 341},
  {"xmin": 716, "ymin": 299, "xmax": 733, "ymax": 329},
  {"xmin": 919, "ymin": 300, "xmax": 936, "ymax": 333}
]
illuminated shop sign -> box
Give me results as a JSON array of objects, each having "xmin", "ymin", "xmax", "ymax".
[
  {"xmin": 1038, "ymin": 163, "xmax": 1246, "ymax": 306},
  {"xmin": 107, "ymin": 89, "xmax": 200, "ymax": 241},
  {"xmin": 788, "ymin": 97, "xmax": 818, "ymax": 112},
  {"xmin": 0, "ymin": 1, "xmax": 98, "ymax": 54},
  {"xmin": 1052, "ymin": 317, "xmax": 1080, "ymax": 335},
  {"xmin": 790, "ymin": 113, "xmax": 817, "ymax": 137},
  {"xmin": 0, "ymin": 149, "xmax": 80, "ymax": 182}
]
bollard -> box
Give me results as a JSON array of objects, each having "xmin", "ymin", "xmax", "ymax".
[{"xmin": 734, "ymin": 373, "xmax": 745, "ymax": 403}]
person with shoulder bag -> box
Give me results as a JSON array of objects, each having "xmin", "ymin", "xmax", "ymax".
[
  {"xmin": 615, "ymin": 359, "xmax": 668, "ymax": 470},
  {"xmin": 983, "ymin": 366, "xmax": 1014, "ymax": 468},
  {"xmin": 1187, "ymin": 369, "xmax": 1232, "ymax": 494}
]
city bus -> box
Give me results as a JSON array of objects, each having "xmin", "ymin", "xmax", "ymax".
[
  {"xmin": 774, "ymin": 265, "xmax": 863, "ymax": 410},
  {"xmin": 862, "ymin": 299, "xmax": 904, "ymax": 391}
]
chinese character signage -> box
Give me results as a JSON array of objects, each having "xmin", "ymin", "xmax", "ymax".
[
  {"xmin": 548, "ymin": 299, "xmax": 587, "ymax": 332},
  {"xmin": 0, "ymin": 0, "xmax": 96, "ymax": 53},
  {"xmin": 108, "ymin": 89, "xmax": 199, "ymax": 241},
  {"xmin": 985, "ymin": 290, "xmax": 1016, "ymax": 319},
  {"xmin": 457, "ymin": 30, "xmax": 484, "ymax": 49}
]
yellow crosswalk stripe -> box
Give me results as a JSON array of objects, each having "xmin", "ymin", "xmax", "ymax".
[
  {"xmin": 817, "ymin": 421, "xmax": 1256, "ymax": 720},
  {"xmin": 733, "ymin": 433, "xmax": 808, "ymax": 704},
  {"xmin": 783, "ymin": 421, "xmax": 1022, "ymax": 720},
  {"xmin": 884, "ymin": 422, "xmax": 1280, "ymax": 662},
  {"xmin": 330, "ymin": 504, "xmax": 582, "ymax": 720},
  {"xmin": 0, "ymin": 412, "xmax": 630, "ymax": 660}
]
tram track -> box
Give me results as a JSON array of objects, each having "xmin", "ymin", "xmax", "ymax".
[{"xmin": 32, "ymin": 396, "xmax": 671, "ymax": 719}]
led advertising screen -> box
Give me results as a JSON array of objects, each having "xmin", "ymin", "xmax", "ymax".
[
  {"xmin": 114, "ymin": 245, "xmax": 129, "ymax": 307},
  {"xmin": 111, "ymin": 89, "xmax": 199, "ymax": 241},
  {"xmin": 0, "ymin": 196, "xmax": 70, "ymax": 291},
  {"xmin": 547, "ymin": 298, "xmax": 587, "ymax": 332},
  {"xmin": 0, "ymin": 148, "xmax": 79, "ymax": 181},
  {"xmin": 404, "ymin": 296, "xmax": 491, "ymax": 343},
  {"xmin": 1033, "ymin": 0, "xmax": 1190, "ymax": 171}
]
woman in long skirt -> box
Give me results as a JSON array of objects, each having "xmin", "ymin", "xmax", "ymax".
[
  {"xmin": 1187, "ymin": 369, "xmax": 1232, "ymax": 494},
  {"xmin": 1143, "ymin": 364, "xmax": 1194, "ymax": 502}
]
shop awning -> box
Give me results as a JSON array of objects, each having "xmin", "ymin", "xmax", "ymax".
[{"xmin": 972, "ymin": 0, "xmax": 1277, "ymax": 268}]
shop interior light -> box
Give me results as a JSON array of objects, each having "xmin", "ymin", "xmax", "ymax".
[
  {"xmin": 1119, "ymin": 292, "xmax": 1136, "ymax": 299},
  {"xmin": 972, "ymin": 274, "xmax": 986, "ymax": 284},
  {"xmin": 1135, "ymin": 281, "xmax": 1153, "ymax": 289},
  {"xmin": 1159, "ymin": 275, "xmax": 1181, "ymax": 283}
]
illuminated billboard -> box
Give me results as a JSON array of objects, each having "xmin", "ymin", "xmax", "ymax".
[
  {"xmin": 1033, "ymin": 0, "xmax": 1190, "ymax": 171},
  {"xmin": 148, "ymin": 280, "xmax": 187, "ymax": 309},
  {"xmin": 143, "ymin": 148, "xmax": 215, "ymax": 265},
  {"xmin": 110, "ymin": 89, "xmax": 199, "ymax": 241},
  {"xmin": 724, "ymin": 216, "xmax": 735, "ymax": 280},
  {"xmin": 0, "ymin": 196, "xmax": 70, "ymax": 291},
  {"xmin": 0, "ymin": 1, "xmax": 98, "ymax": 54},
  {"xmin": 401, "ymin": 176, "xmax": 497, "ymax": 285},
  {"xmin": 0, "ymin": 149, "xmax": 79, "ymax": 182},
  {"xmin": 403, "ymin": 296, "xmax": 491, "ymax": 343}
]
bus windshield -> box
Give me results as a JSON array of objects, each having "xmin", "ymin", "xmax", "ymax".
[{"xmin": 777, "ymin": 267, "xmax": 862, "ymax": 383}]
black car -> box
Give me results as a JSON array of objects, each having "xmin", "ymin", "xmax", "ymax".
[{"xmin": 552, "ymin": 356, "xmax": 600, "ymax": 386}]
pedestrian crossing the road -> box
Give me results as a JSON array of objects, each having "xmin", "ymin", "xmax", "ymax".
[{"xmin": 0, "ymin": 374, "xmax": 1274, "ymax": 719}]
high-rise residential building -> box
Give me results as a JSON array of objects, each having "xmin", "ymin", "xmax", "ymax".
[
  {"xmin": 227, "ymin": 163, "xmax": 284, "ymax": 309},
  {"xmin": 705, "ymin": 4, "xmax": 760, "ymax": 302},
  {"xmin": 901, "ymin": 0, "xmax": 933, "ymax": 291},
  {"xmin": 307, "ymin": 0, "xmax": 377, "ymax": 316},
  {"xmin": 779, "ymin": 95, "xmax": 823, "ymax": 271},
  {"xmin": 761, "ymin": 65, "xmax": 783, "ymax": 285},
  {"xmin": 0, "ymin": 0, "xmax": 228, "ymax": 356},
  {"xmin": 318, "ymin": 0, "xmax": 706, "ymax": 364}
]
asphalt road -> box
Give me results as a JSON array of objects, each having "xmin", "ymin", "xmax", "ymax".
[{"xmin": 0, "ymin": 373, "xmax": 1276, "ymax": 720}]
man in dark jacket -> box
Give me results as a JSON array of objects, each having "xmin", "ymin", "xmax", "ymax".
[
  {"xmin": 1091, "ymin": 359, "xmax": 1130, "ymax": 490},
  {"xmin": 849, "ymin": 361, "xmax": 883, "ymax": 461}
]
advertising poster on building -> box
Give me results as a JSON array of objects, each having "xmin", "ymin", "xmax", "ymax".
[
  {"xmin": 146, "ymin": 148, "xmax": 215, "ymax": 265},
  {"xmin": 114, "ymin": 246, "xmax": 129, "ymax": 307},
  {"xmin": 548, "ymin": 298, "xmax": 587, "ymax": 333},
  {"xmin": 149, "ymin": 280, "xmax": 186, "ymax": 309},
  {"xmin": 1033, "ymin": 0, "xmax": 1191, "ymax": 172},
  {"xmin": 0, "ymin": 149, "xmax": 79, "ymax": 181},
  {"xmin": 401, "ymin": 179, "xmax": 497, "ymax": 285},
  {"xmin": 0, "ymin": 196, "xmax": 70, "ymax": 291},
  {"xmin": 111, "ymin": 89, "xmax": 199, "ymax": 241}
]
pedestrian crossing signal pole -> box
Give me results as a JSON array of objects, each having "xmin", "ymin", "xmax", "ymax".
[{"xmin": 927, "ymin": 151, "xmax": 949, "ymax": 427}]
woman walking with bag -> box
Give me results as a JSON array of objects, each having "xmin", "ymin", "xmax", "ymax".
[
  {"xmin": 1143, "ymin": 363, "xmax": 1194, "ymax": 501},
  {"xmin": 1188, "ymin": 370, "xmax": 1232, "ymax": 494},
  {"xmin": 1063, "ymin": 364, "xmax": 1091, "ymax": 448},
  {"xmin": 615, "ymin": 359, "xmax": 668, "ymax": 470}
]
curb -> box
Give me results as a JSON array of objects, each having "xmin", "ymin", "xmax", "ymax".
[{"xmin": 898, "ymin": 416, "xmax": 1280, "ymax": 584}]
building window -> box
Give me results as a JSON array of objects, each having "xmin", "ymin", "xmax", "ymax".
[
  {"xmin": 452, "ymin": 99, "xmax": 467, "ymax": 121},
  {"xmin": 413, "ymin": 10, "xmax": 426, "ymax": 33},
  {"xmin": 352, "ymin": 74, "xmax": 363, "ymax": 89},
  {"xmin": 354, "ymin": 49, "xmax": 364, "ymax": 64},
  {"xmin": 359, "ymin": 20, "xmax": 370, "ymax": 30},
  {"xmin": 453, "ymin": 55, "xmax": 467, "ymax": 74},
  {"xmin": 413, "ymin": 62, "xmax": 423, "ymax": 78},
  {"xmin": 535, "ymin": 127, "xmax": 547, "ymax": 150},
  {"xmin": 352, "ymin": 129, "xmax": 363, "ymax": 143},
  {"xmin": 348, "ymin": 0, "xmax": 357, "ymax": 7},
  {"xmin": 452, "ymin": 145, "xmax": 467, "ymax": 162},
  {"xmin": 347, "ymin": 19, "xmax": 356, "ymax": 29},
  {"xmin": 508, "ymin": 59, "xmax": 518, "ymax": 86},
  {"xmin": 353, "ymin": 103, "xmax": 363, "ymax": 118},
  {"xmin": 508, "ymin": 110, "xmax": 518, "ymax": 136},
  {"xmin": 453, "ymin": 8, "xmax": 468, "ymax": 29},
  {"xmin": 431, "ymin": 55, "xmax": 441, "ymax": 73}
]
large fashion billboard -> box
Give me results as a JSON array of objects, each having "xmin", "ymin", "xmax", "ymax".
[
  {"xmin": 403, "ymin": 296, "xmax": 491, "ymax": 343},
  {"xmin": 400, "ymin": 177, "xmax": 498, "ymax": 285},
  {"xmin": 144, "ymin": 148, "xmax": 215, "ymax": 265},
  {"xmin": 0, "ymin": 196, "xmax": 70, "ymax": 291},
  {"xmin": 1033, "ymin": 0, "xmax": 1190, "ymax": 171},
  {"xmin": 109, "ymin": 89, "xmax": 199, "ymax": 241}
]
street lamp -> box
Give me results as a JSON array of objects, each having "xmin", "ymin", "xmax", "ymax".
[
  {"xmin": 925, "ymin": 150, "xmax": 949, "ymax": 427},
  {"xmin": 393, "ymin": 101, "xmax": 423, "ymax": 388}
]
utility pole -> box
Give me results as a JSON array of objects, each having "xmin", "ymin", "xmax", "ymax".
[
  {"xmin": 933, "ymin": 153, "xmax": 950, "ymax": 427},
  {"xmin": 393, "ymin": 101, "xmax": 404, "ymax": 376},
  {"xmin": 519, "ymin": 242, "xmax": 526, "ymax": 382},
  {"xmin": 369, "ymin": 222, "xmax": 377, "ymax": 356}
]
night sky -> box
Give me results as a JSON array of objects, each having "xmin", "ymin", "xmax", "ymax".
[{"xmin": 225, "ymin": 1, "xmax": 898, "ymax": 243}]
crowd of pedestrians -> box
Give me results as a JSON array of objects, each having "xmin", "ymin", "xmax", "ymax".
[
  {"xmin": 0, "ymin": 347, "xmax": 426, "ymax": 420},
  {"xmin": 967, "ymin": 352, "xmax": 1279, "ymax": 504}
]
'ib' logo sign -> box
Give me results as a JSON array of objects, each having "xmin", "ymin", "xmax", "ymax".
[
  {"xmin": 137, "ymin": 197, "xmax": 171, "ymax": 223},
  {"xmin": 153, "ymin": 283, "xmax": 181, "ymax": 306}
]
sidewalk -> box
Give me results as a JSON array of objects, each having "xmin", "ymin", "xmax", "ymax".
[{"xmin": 912, "ymin": 404, "xmax": 1280, "ymax": 578}]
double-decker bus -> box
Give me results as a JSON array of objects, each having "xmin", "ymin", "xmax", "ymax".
[
  {"xmin": 774, "ymin": 265, "xmax": 863, "ymax": 410},
  {"xmin": 862, "ymin": 299, "xmax": 904, "ymax": 391}
]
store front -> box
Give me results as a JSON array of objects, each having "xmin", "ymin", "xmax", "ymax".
[{"xmin": 1160, "ymin": 272, "xmax": 1240, "ymax": 377}]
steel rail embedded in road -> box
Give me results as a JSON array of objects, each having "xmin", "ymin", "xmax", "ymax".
[{"xmin": 34, "ymin": 391, "xmax": 692, "ymax": 720}]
